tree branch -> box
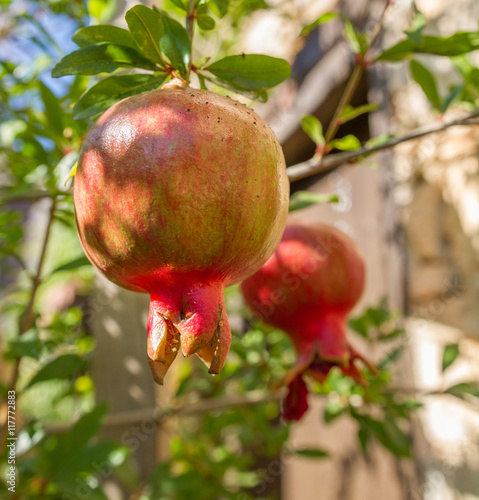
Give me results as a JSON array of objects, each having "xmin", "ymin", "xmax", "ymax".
[{"xmin": 287, "ymin": 109, "xmax": 479, "ymax": 182}]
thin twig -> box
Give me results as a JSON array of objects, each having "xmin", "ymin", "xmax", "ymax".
[
  {"xmin": 185, "ymin": 0, "xmax": 196, "ymax": 85},
  {"xmin": 322, "ymin": 0, "xmax": 392, "ymax": 147},
  {"xmin": 0, "ymin": 197, "xmax": 57, "ymax": 450},
  {"xmin": 287, "ymin": 109, "xmax": 479, "ymax": 182}
]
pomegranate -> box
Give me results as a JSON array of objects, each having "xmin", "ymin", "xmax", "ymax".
[
  {"xmin": 240, "ymin": 222, "xmax": 376, "ymax": 420},
  {"xmin": 74, "ymin": 88, "xmax": 289, "ymax": 383}
]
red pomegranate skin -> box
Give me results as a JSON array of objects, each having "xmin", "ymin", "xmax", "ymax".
[
  {"xmin": 241, "ymin": 222, "xmax": 376, "ymax": 420},
  {"xmin": 74, "ymin": 88, "xmax": 289, "ymax": 383}
]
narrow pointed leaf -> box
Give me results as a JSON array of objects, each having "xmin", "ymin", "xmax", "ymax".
[
  {"xmin": 72, "ymin": 25, "xmax": 138, "ymax": 49},
  {"xmin": 205, "ymin": 54, "xmax": 290, "ymax": 91},
  {"xmin": 51, "ymin": 255, "xmax": 91, "ymax": 273},
  {"xmin": 344, "ymin": 21, "xmax": 368, "ymax": 55},
  {"xmin": 293, "ymin": 448, "xmax": 329, "ymax": 459},
  {"xmin": 39, "ymin": 82, "xmax": 64, "ymax": 136},
  {"xmin": 125, "ymin": 5, "xmax": 165, "ymax": 65},
  {"xmin": 410, "ymin": 59, "xmax": 441, "ymax": 110},
  {"xmin": 52, "ymin": 44, "xmax": 158, "ymax": 77},
  {"xmin": 442, "ymin": 343, "xmax": 459, "ymax": 371},
  {"xmin": 377, "ymin": 32, "xmax": 479, "ymax": 61},
  {"xmin": 301, "ymin": 115, "xmax": 324, "ymax": 145},
  {"xmin": 301, "ymin": 12, "xmax": 342, "ymax": 36},
  {"xmin": 289, "ymin": 191, "xmax": 339, "ymax": 212},
  {"xmin": 404, "ymin": 3, "xmax": 426, "ymax": 45},
  {"xmin": 339, "ymin": 103, "xmax": 380, "ymax": 124},
  {"xmin": 73, "ymin": 73, "xmax": 169, "ymax": 119},
  {"xmin": 445, "ymin": 382, "xmax": 479, "ymax": 399},
  {"xmin": 441, "ymin": 85, "xmax": 462, "ymax": 113},
  {"xmin": 158, "ymin": 10, "xmax": 191, "ymax": 78}
]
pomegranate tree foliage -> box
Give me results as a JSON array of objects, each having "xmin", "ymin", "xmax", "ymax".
[{"xmin": 1, "ymin": 0, "xmax": 479, "ymax": 498}]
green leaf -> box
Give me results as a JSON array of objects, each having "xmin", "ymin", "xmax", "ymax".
[
  {"xmin": 300, "ymin": 12, "xmax": 341, "ymax": 36},
  {"xmin": 356, "ymin": 415, "xmax": 411, "ymax": 457},
  {"xmin": 376, "ymin": 32, "xmax": 479, "ymax": 62},
  {"xmin": 339, "ymin": 103, "xmax": 379, "ymax": 124},
  {"xmin": 378, "ymin": 344, "xmax": 405, "ymax": 371},
  {"xmin": 445, "ymin": 382, "xmax": 479, "ymax": 399},
  {"xmin": 348, "ymin": 316, "xmax": 370, "ymax": 338},
  {"xmin": 72, "ymin": 25, "xmax": 138, "ymax": 50},
  {"xmin": 344, "ymin": 21, "xmax": 368, "ymax": 55},
  {"xmin": 324, "ymin": 399, "xmax": 344, "ymax": 423},
  {"xmin": 38, "ymin": 82, "xmax": 64, "ymax": 137},
  {"xmin": 410, "ymin": 59, "xmax": 441, "ymax": 110},
  {"xmin": 52, "ymin": 44, "xmax": 158, "ymax": 78},
  {"xmin": 158, "ymin": 10, "xmax": 191, "ymax": 78},
  {"xmin": 289, "ymin": 191, "xmax": 339, "ymax": 212},
  {"xmin": 197, "ymin": 13, "xmax": 216, "ymax": 31},
  {"xmin": 329, "ymin": 134, "xmax": 361, "ymax": 151},
  {"xmin": 301, "ymin": 115, "xmax": 325, "ymax": 145},
  {"xmin": 208, "ymin": 0, "xmax": 230, "ymax": 18},
  {"xmin": 51, "ymin": 255, "xmax": 91, "ymax": 274},
  {"xmin": 169, "ymin": 0, "xmax": 188, "ymax": 11},
  {"xmin": 6, "ymin": 330, "xmax": 43, "ymax": 360},
  {"xmin": 441, "ymin": 85, "xmax": 463, "ymax": 113},
  {"xmin": 82, "ymin": 75, "xmax": 166, "ymax": 118},
  {"xmin": 358, "ymin": 426, "xmax": 370, "ymax": 456},
  {"xmin": 377, "ymin": 328, "xmax": 406, "ymax": 342},
  {"xmin": 442, "ymin": 343, "xmax": 460, "ymax": 371},
  {"xmin": 69, "ymin": 404, "xmax": 108, "ymax": 449},
  {"xmin": 404, "ymin": 3, "xmax": 426, "ymax": 45},
  {"xmin": 73, "ymin": 73, "xmax": 169, "ymax": 119},
  {"xmin": 125, "ymin": 5, "xmax": 165, "ymax": 66},
  {"xmin": 205, "ymin": 54, "xmax": 290, "ymax": 91},
  {"xmin": 293, "ymin": 448, "xmax": 329, "ymax": 459},
  {"xmin": 25, "ymin": 353, "xmax": 85, "ymax": 389},
  {"xmin": 87, "ymin": 0, "xmax": 116, "ymax": 23},
  {"xmin": 365, "ymin": 134, "xmax": 395, "ymax": 148}
]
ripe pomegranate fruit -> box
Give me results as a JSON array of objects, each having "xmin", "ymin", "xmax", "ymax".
[
  {"xmin": 241, "ymin": 222, "xmax": 376, "ymax": 420},
  {"xmin": 74, "ymin": 88, "xmax": 289, "ymax": 384}
]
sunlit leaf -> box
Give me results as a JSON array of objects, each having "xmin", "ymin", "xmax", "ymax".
[
  {"xmin": 301, "ymin": 115, "xmax": 325, "ymax": 146},
  {"xmin": 289, "ymin": 191, "xmax": 339, "ymax": 212},
  {"xmin": 52, "ymin": 44, "xmax": 158, "ymax": 77},
  {"xmin": 442, "ymin": 343, "xmax": 459, "ymax": 371},
  {"xmin": 72, "ymin": 25, "xmax": 138, "ymax": 50},
  {"xmin": 329, "ymin": 134, "xmax": 361, "ymax": 151},
  {"xmin": 376, "ymin": 32, "xmax": 479, "ymax": 62},
  {"xmin": 205, "ymin": 54, "xmax": 290, "ymax": 91},
  {"xmin": 125, "ymin": 5, "xmax": 165, "ymax": 66},
  {"xmin": 339, "ymin": 103, "xmax": 380, "ymax": 124},
  {"xmin": 301, "ymin": 12, "xmax": 341, "ymax": 36},
  {"xmin": 208, "ymin": 0, "xmax": 230, "ymax": 18},
  {"xmin": 404, "ymin": 2, "xmax": 426, "ymax": 45}
]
